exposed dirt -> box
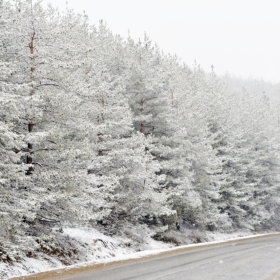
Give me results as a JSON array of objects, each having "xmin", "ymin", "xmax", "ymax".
[{"xmin": 266, "ymin": 269, "xmax": 280, "ymax": 280}]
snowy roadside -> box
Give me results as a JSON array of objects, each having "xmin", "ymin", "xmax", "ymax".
[
  {"xmin": 1, "ymin": 227, "xmax": 172, "ymax": 280},
  {"xmin": 2, "ymin": 228, "xmax": 278, "ymax": 280}
]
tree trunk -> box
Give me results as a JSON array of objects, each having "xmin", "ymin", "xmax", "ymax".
[
  {"xmin": 26, "ymin": 123, "xmax": 34, "ymax": 175},
  {"xmin": 26, "ymin": 30, "xmax": 36, "ymax": 175},
  {"xmin": 140, "ymin": 99, "xmax": 145, "ymax": 134}
]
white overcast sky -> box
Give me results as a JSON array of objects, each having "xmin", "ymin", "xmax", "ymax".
[{"xmin": 44, "ymin": 0, "xmax": 280, "ymax": 84}]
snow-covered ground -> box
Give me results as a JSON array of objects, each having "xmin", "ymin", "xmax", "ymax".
[
  {"xmin": 0, "ymin": 227, "xmax": 273, "ymax": 280},
  {"xmin": 0, "ymin": 227, "xmax": 172, "ymax": 279}
]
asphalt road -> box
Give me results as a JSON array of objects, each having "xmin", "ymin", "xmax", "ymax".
[{"xmin": 59, "ymin": 234, "xmax": 280, "ymax": 280}]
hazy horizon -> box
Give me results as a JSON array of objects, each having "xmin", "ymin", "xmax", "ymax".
[{"xmin": 43, "ymin": 0, "xmax": 280, "ymax": 85}]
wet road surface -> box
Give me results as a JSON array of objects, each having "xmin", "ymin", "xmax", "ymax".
[{"xmin": 60, "ymin": 234, "xmax": 280, "ymax": 280}]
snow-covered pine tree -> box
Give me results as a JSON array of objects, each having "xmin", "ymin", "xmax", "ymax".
[
  {"xmin": 230, "ymin": 94, "xmax": 280, "ymax": 230},
  {"xmin": 76, "ymin": 27, "xmax": 174, "ymax": 234},
  {"xmin": 169, "ymin": 63, "xmax": 232, "ymax": 231},
  {"xmin": 0, "ymin": 0, "xmax": 97, "ymax": 258}
]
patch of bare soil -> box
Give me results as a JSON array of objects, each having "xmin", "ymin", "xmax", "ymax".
[{"xmin": 266, "ymin": 269, "xmax": 280, "ymax": 280}]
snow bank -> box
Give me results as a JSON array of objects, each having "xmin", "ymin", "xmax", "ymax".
[
  {"xmin": 2, "ymin": 228, "xmax": 278, "ymax": 280},
  {"xmin": 1, "ymin": 227, "xmax": 173, "ymax": 279}
]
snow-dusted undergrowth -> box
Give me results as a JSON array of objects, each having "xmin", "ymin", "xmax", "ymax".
[
  {"xmin": 0, "ymin": 227, "xmax": 259, "ymax": 280},
  {"xmin": 0, "ymin": 226, "xmax": 174, "ymax": 279}
]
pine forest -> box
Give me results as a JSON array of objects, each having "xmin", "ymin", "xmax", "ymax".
[{"xmin": 1, "ymin": 0, "xmax": 280, "ymax": 277}]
